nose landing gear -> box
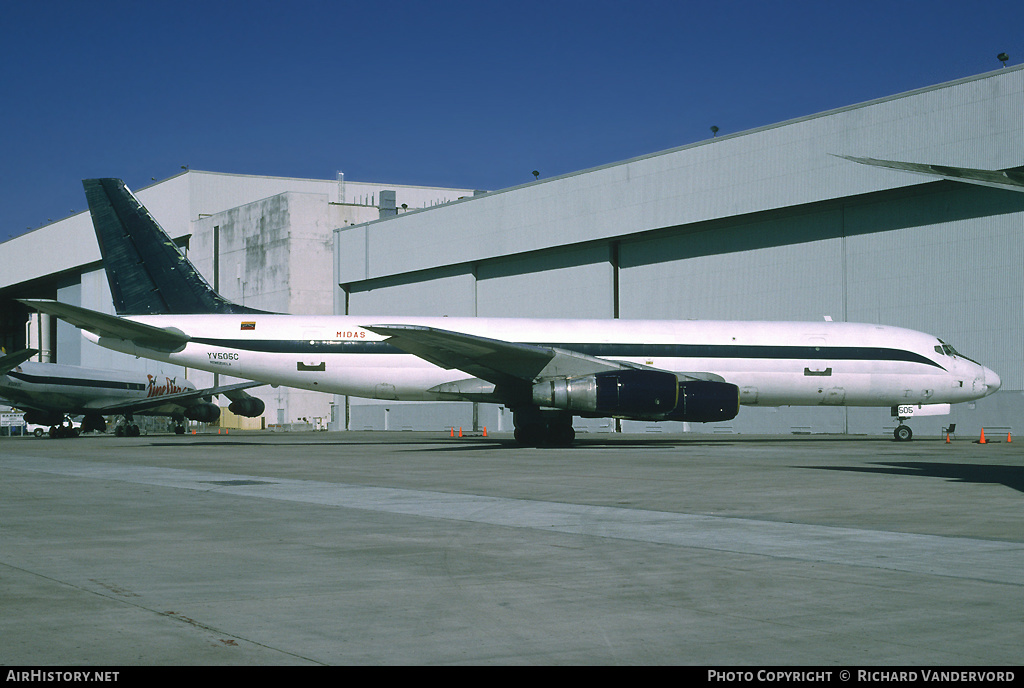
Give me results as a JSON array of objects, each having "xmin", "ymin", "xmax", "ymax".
[
  {"xmin": 892, "ymin": 405, "xmax": 915, "ymax": 442},
  {"xmin": 894, "ymin": 423, "xmax": 913, "ymax": 442}
]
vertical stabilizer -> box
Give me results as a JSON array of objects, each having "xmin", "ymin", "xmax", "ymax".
[
  {"xmin": 0, "ymin": 349, "xmax": 37, "ymax": 376},
  {"xmin": 83, "ymin": 178, "xmax": 266, "ymax": 315}
]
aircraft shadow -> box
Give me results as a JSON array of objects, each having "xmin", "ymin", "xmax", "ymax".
[
  {"xmin": 813, "ymin": 461, "xmax": 1024, "ymax": 494},
  {"xmin": 144, "ymin": 433, "xmax": 899, "ymax": 451}
]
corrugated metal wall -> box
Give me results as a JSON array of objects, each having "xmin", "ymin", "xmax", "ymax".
[{"xmin": 337, "ymin": 66, "xmax": 1024, "ymax": 435}]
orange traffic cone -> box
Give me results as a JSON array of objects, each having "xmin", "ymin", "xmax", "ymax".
[
  {"xmin": 979, "ymin": 428, "xmax": 987, "ymax": 444},
  {"xmin": 483, "ymin": 426, "xmax": 488, "ymax": 437},
  {"xmin": 450, "ymin": 427, "xmax": 454, "ymax": 437},
  {"xmin": 459, "ymin": 427, "xmax": 463, "ymax": 437},
  {"xmin": 1008, "ymin": 432, "xmax": 1012, "ymax": 443},
  {"xmin": 945, "ymin": 432, "xmax": 951, "ymax": 444}
]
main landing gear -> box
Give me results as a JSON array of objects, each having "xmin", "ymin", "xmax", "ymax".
[
  {"xmin": 113, "ymin": 414, "xmax": 141, "ymax": 437},
  {"xmin": 47, "ymin": 419, "xmax": 79, "ymax": 439},
  {"xmin": 512, "ymin": 407, "xmax": 576, "ymax": 446}
]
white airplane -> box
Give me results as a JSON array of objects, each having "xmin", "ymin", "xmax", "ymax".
[
  {"xmin": 19, "ymin": 178, "xmax": 1001, "ymax": 445},
  {"xmin": 0, "ymin": 347, "xmax": 264, "ymax": 437}
]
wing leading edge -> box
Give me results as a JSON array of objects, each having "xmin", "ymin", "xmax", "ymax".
[
  {"xmin": 85, "ymin": 381, "xmax": 265, "ymax": 416},
  {"xmin": 363, "ymin": 324, "xmax": 629, "ymax": 388}
]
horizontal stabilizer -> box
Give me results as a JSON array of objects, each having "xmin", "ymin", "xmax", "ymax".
[
  {"xmin": 18, "ymin": 299, "xmax": 190, "ymax": 353},
  {"xmin": 837, "ymin": 155, "xmax": 1024, "ymax": 192}
]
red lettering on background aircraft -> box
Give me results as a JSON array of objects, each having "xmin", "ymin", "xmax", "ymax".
[{"xmin": 147, "ymin": 375, "xmax": 184, "ymax": 398}]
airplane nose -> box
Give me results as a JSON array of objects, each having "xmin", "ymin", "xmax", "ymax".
[{"xmin": 985, "ymin": 367, "xmax": 1001, "ymax": 395}]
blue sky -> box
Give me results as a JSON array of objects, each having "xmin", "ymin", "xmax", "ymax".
[{"xmin": 2, "ymin": 0, "xmax": 1022, "ymax": 243}]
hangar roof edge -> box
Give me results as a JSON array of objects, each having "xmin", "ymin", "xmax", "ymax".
[{"xmin": 348, "ymin": 63, "xmax": 1024, "ymax": 229}]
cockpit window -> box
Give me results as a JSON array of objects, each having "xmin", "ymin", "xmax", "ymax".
[{"xmin": 935, "ymin": 339, "xmax": 979, "ymax": 364}]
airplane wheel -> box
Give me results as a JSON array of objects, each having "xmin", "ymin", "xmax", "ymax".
[
  {"xmin": 894, "ymin": 425, "xmax": 913, "ymax": 442},
  {"xmin": 514, "ymin": 424, "xmax": 545, "ymax": 446},
  {"xmin": 115, "ymin": 426, "xmax": 126, "ymax": 437},
  {"xmin": 33, "ymin": 428, "xmax": 44, "ymax": 438}
]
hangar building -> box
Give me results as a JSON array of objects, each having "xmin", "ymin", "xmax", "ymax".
[
  {"xmin": 0, "ymin": 173, "xmax": 478, "ymax": 428},
  {"xmin": 2, "ymin": 65, "xmax": 1022, "ymax": 437},
  {"xmin": 335, "ymin": 65, "xmax": 1024, "ymax": 437}
]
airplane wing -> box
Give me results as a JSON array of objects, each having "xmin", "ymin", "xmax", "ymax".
[
  {"xmin": 836, "ymin": 155, "xmax": 1024, "ymax": 193},
  {"xmin": 364, "ymin": 324, "xmax": 632, "ymax": 390},
  {"xmin": 83, "ymin": 381, "xmax": 264, "ymax": 416},
  {"xmin": 0, "ymin": 349, "xmax": 38, "ymax": 376},
  {"xmin": 18, "ymin": 299, "xmax": 189, "ymax": 353},
  {"xmin": 363, "ymin": 324, "xmax": 723, "ymax": 390}
]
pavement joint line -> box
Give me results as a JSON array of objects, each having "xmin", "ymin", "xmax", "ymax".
[{"xmin": 4, "ymin": 453, "xmax": 1024, "ymax": 586}]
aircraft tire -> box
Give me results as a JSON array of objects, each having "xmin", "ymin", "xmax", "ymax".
[
  {"xmin": 894, "ymin": 425, "xmax": 913, "ymax": 442},
  {"xmin": 514, "ymin": 424, "xmax": 545, "ymax": 447}
]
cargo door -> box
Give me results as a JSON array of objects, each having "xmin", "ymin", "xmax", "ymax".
[{"xmin": 298, "ymin": 329, "xmax": 326, "ymax": 373}]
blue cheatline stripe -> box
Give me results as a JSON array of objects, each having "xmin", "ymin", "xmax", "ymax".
[
  {"xmin": 189, "ymin": 338, "xmax": 944, "ymax": 369},
  {"xmin": 6, "ymin": 372, "xmax": 147, "ymax": 391}
]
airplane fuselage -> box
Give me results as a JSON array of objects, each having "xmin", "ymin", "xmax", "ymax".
[
  {"xmin": 0, "ymin": 361, "xmax": 196, "ymax": 417},
  {"xmin": 86, "ymin": 315, "xmax": 999, "ymax": 409}
]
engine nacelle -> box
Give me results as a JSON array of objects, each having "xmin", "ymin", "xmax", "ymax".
[
  {"xmin": 665, "ymin": 379, "xmax": 740, "ymax": 422},
  {"xmin": 532, "ymin": 370, "xmax": 739, "ymax": 422},
  {"xmin": 229, "ymin": 397, "xmax": 265, "ymax": 418},
  {"xmin": 533, "ymin": 370, "xmax": 678, "ymax": 415},
  {"xmin": 185, "ymin": 402, "xmax": 221, "ymax": 423}
]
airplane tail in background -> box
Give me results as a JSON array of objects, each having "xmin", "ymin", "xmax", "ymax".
[
  {"xmin": 83, "ymin": 178, "xmax": 267, "ymax": 316},
  {"xmin": 0, "ymin": 349, "xmax": 37, "ymax": 376}
]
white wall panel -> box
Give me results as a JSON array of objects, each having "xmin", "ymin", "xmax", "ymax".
[
  {"xmin": 348, "ymin": 268, "xmax": 477, "ymax": 317},
  {"xmin": 619, "ymin": 212, "xmax": 845, "ymax": 321},
  {"xmin": 476, "ymin": 246, "xmax": 613, "ymax": 318}
]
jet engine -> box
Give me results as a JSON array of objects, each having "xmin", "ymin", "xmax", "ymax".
[
  {"xmin": 532, "ymin": 369, "xmax": 739, "ymax": 422},
  {"xmin": 229, "ymin": 397, "xmax": 265, "ymax": 418},
  {"xmin": 185, "ymin": 402, "xmax": 221, "ymax": 423},
  {"xmin": 665, "ymin": 379, "xmax": 741, "ymax": 422}
]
